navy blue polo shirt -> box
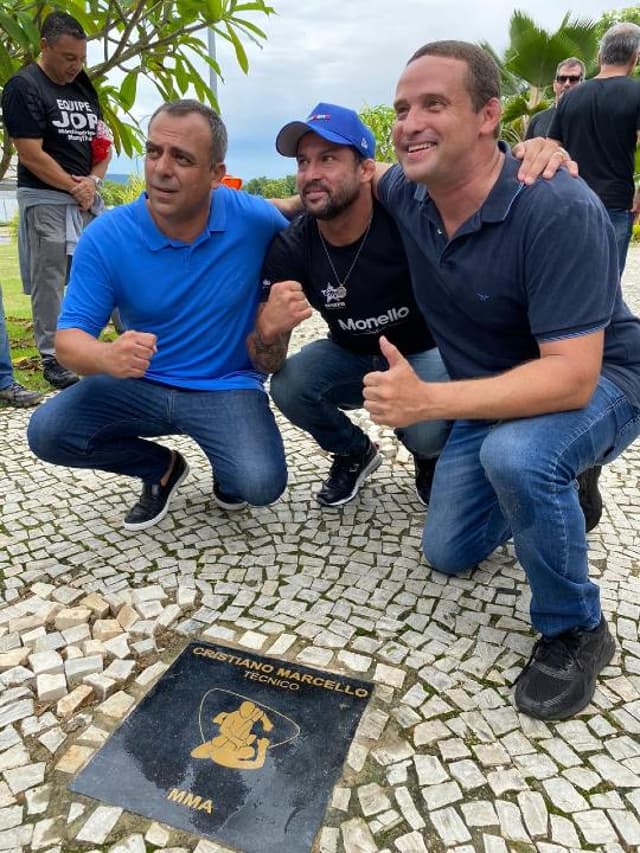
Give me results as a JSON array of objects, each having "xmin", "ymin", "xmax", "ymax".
[{"xmin": 378, "ymin": 146, "xmax": 640, "ymax": 408}]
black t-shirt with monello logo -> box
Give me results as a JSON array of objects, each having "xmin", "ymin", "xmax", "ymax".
[
  {"xmin": 2, "ymin": 64, "xmax": 101, "ymax": 191},
  {"xmin": 260, "ymin": 200, "xmax": 435, "ymax": 355}
]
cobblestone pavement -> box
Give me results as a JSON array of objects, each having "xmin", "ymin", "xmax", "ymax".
[{"xmin": 1, "ymin": 248, "xmax": 640, "ymax": 853}]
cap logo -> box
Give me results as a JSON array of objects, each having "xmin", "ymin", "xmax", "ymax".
[
  {"xmin": 309, "ymin": 113, "xmax": 331, "ymax": 121},
  {"xmin": 360, "ymin": 137, "xmax": 369, "ymax": 149}
]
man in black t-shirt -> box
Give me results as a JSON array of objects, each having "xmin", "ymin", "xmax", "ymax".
[
  {"xmin": 2, "ymin": 12, "xmax": 110, "ymax": 389},
  {"xmin": 550, "ymin": 22, "xmax": 640, "ymax": 276},
  {"xmin": 247, "ymin": 103, "xmax": 450, "ymax": 508}
]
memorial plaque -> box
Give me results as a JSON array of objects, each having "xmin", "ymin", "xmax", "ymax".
[{"xmin": 70, "ymin": 641, "xmax": 372, "ymax": 853}]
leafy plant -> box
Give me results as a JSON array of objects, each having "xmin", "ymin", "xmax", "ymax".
[
  {"xmin": 244, "ymin": 174, "xmax": 297, "ymax": 198},
  {"xmin": 359, "ymin": 104, "xmax": 396, "ymax": 163},
  {"xmin": 0, "ymin": 0, "xmax": 276, "ymax": 179},
  {"xmin": 483, "ymin": 9, "xmax": 598, "ymax": 142}
]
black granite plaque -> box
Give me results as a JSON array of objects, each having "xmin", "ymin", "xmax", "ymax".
[{"xmin": 70, "ymin": 641, "xmax": 372, "ymax": 852}]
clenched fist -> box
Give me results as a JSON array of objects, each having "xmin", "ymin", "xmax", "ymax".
[
  {"xmin": 258, "ymin": 280, "xmax": 313, "ymax": 341},
  {"xmin": 103, "ymin": 330, "xmax": 157, "ymax": 378}
]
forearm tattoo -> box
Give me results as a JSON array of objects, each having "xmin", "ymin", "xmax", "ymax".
[{"xmin": 247, "ymin": 328, "xmax": 291, "ymax": 374}]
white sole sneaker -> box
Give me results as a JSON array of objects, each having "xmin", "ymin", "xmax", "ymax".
[
  {"xmin": 317, "ymin": 448, "xmax": 383, "ymax": 507},
  {"xmin": 123, "ymin": 456, "xmax": 190, "ymax": 531}
]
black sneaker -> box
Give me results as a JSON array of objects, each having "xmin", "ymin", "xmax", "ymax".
[
  {"xmin": 414, "ymin": 455, "xmax": 437, "ymax": 507},
  {"xmin": 514, "ymin": 615, "xmax": 615, "ymax": 720},
  {"xmin": 42, "ymin": 356, "xmax": 79, "ymax": 389},
  {"xmin": 316, "ymin": 440, "xmax": 382, "ymax": 507},
  {"xmin": 0, "ymin": 381, "xmax": 43, "ymax": 408},
  {"xmin": 213, "ymin": 481, "xmax": 247, "ymax": 511},
  {"xmin": 123, "ymin": 452, "xmax": 189, "ymax": 531},
  {"xmin": 577, "ymin": 465, "xmax": 603, "ymax": 532}
]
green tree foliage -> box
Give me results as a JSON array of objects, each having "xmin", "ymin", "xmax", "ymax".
[
  {"xmin": 595, "ymin": 6, "xmax": 640, "ymax": 42},
  {"xmin": 483, "ymin": 10, "xmax": 599, "ymax": 144},
  {"xmin": 100, "ymin": 175, "xmax": 145, "ymax": 206},
  {"xmin": 0, "ymin": 0, "xmax": 275, "ymax": 180},
  {"xmin": 358, "ymin": 104, "xmax": 396, "ymax": 163},
  {"xmin": 244, "ymin": 174, "xmax": 296, "ymax": 197}
]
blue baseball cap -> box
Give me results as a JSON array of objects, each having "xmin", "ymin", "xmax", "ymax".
[{"xmin": 276, "ymin": 102, "xmax": 376, "ymax": 159}]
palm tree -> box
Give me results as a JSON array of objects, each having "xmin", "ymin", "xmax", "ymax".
[{"xmin": 483, "ymin": 11, "xmax": 599, "ymax": 143}]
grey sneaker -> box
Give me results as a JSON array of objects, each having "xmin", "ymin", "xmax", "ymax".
[{"xmin": 0, "ymin": 381, "xmax": 43, "ymax": 408}]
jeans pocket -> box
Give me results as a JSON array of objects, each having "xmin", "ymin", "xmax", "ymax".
[{"xmin": 600, "ymin": 402, "xmax": 640, "ymax": 465}]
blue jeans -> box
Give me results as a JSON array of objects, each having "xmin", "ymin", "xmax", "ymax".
[
  {"xmin": 0, "ymin": 286, "xmax": 13, "ymax": 390},
  {"xmin": 27, "ymin": 375, "xmax": 287, "ymax": 505},
  {"xmin": 270, "ymin": 338, "xmax": 450, "ymax": 457},
  {"xmin": 423, "ymin": 376, "xmax": 640, "ymax": 636},
  {"xmin": 606, "ymin": 208, "xmax": 634, "ymax": 276}
]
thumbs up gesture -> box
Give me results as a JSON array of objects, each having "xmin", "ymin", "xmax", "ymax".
[{"xmin": 363, "ymin": 336, "xmax": 429, "ymax": 427}]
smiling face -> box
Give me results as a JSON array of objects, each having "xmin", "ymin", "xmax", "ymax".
[
  {"xmin": 144, "ymin": 110, "xmax": 225, "ymax": 240},
  {"xmin": 392, "ymin": 54, "xmax": 500, "ymax": 188},
  {"xmin": 39, "ymin": 33, "xmax": 86, "ymax": 85},
  {"xmin": 295, "ymin": 132, "xmax": 373, "ymax": 220}
]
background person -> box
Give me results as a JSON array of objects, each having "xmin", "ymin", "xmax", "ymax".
[
  {"xmin": 525, "ymin": 57, "xmax": 585, "ymax": 139},
  {"xmin": 549, "ymin": 22, "xmax": 640, "ymax": 276},
  {"xmin": 0, "ymin": 288, "xmax": 42, "ymax": 408},
  {"xmin": 2, "ymin": 11, "xmax": 110, "ymax": 390}
]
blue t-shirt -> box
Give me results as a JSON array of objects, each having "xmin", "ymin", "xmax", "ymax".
[
  {"xmin": 59, "ymin": 187, "xmax": 287, "ymax": 391},
  {"xmin": 378, "ymin": 148, "xmax": 640, "ymax": 409}
]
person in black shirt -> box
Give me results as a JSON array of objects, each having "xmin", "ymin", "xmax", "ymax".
[
  {"xmin": 550, "ymin": 22, "xmax": 640, "ymax": 276},
  {"xmin": 247, "ymin": 104, "xmax": 450, "ymax": 508},
  {"xmin": 2, "ymin": 12, "xmax": 110, "ymax": 389},
  {"xmin": 525, "ymin": 57, "xmax": 584, "ymax": 140}
]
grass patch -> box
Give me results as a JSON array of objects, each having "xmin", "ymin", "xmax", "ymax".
[
  {"xmin": 0, "ymin": 235, "xmax": 47, "ymax": 396},
  {"xmin": 0, "ymin": 232, "xmax": 117, "ymax": 404}
]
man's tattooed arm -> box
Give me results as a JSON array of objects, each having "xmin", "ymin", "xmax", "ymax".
[{"xmin": 246, "ymin": 325, "xmax": 292, "ymax": 375}]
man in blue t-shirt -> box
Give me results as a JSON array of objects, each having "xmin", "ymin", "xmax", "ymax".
[
  {"xmin": 364, "ymin": 41, "xmax": 640, "ymax": 720},
  {"xmin": 27, "ymin": 100, "xmax": 288, "ymax": 531}
]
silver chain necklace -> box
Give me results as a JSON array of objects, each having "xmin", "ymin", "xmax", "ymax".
[{"xmin": 317, "ymin": 213, "xmax": 374, "ymax": 300}]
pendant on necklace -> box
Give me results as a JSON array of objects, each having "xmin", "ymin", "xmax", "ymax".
[{"xmin": 334, "ymin": 285, "xmax": 347, "ymax": 300}]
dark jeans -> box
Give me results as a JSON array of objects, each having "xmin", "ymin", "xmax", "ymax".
[
  {"xmin": 270, "ymin": 338, "xmax": 450, "ymax": 458},
  {"xmin": 606, "ymin": 208, "xmax": 634, "ymax": 276},
  {"xmin": 423, "ymin": 375, "xmax": 640, "ymax": 636},
  {"xmin": 27, "ymin": 375, "xmax": 287, "ymax": 505}
]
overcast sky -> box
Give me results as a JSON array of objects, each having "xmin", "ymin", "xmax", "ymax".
[{"xmin": 108, "ymin": 0, "xmax": 634, "ymax": 181}]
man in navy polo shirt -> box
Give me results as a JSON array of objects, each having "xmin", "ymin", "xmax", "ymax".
[{"xmin": 364, "ymin": 40, "xmax": 640, "ymax": 720}]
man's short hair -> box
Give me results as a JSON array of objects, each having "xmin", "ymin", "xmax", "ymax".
[
  {"xmin": 599, "ymin": 22, "xmax": 640, "ymax": 67},
  {"xmin": 556, "ymin": 57, "xmax": 585, "ymax": 77},
  {"xmin": 408, "ymin": 40, "xmax": 500, "ymax": 112},
  {"xmin": 149, "ymin": 100, "xmax": 228, "ymax": 165},
  {"xmin": 41, "ymin": 11, "xmax": 86, "ymax": 44}
]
